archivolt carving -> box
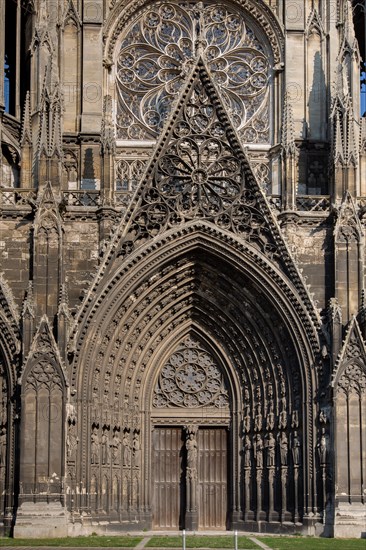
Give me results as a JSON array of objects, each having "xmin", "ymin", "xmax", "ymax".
[
  {"xmin": 116, "ymin": 1, "xmax": 270, "ymax": 142},
  {"xmin": 153, "ymin": 336, "xmax": 229, "ymax": 408}
]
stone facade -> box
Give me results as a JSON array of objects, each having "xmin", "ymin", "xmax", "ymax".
[{"xmin": 0, "ymin": 0, "xmax": 365, "ymax": 539}]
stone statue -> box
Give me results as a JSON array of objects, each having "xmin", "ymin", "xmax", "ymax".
[
  {"xmin": 255, "ymin": 434, "xmax": 263, "ymax": 469},
  {"xmin": 279, "ymin": 432, "xmax": 288, "ymax": 466},
  {"xmin": 278, "ymin": 409, "xmax": 287, "ymax": 430},
  {"xmin": 111, "ymin": 432, "xmax": 121, "ymax": 465},
  {"xmin": 266, "ymin": 401, "xmax": 275, "ymax": 431},
  {"xmin": 319, "ymin": 410, "xmax": 327, "ymax": 425},
  {"xmin": 0, "ymin": 427, "xmax": 6, "ymax": 467},
  {"xmin": 90, "ymin": 427, "xmax": 99, "ymax": 465},
  {"xmin": 66, "ymin": 423, "xmax": 78, "ymax": 462},
  {"xmin": 132, "ymin": 432, "xmax": 141, "ymax": 468},
  {"xmin": 186, "ymin": 431, "xmax": 198, "ymax": 471},
  {"xmin": 254, "ymin": 403, "xmax": 263, "ymax": 432},
  {"xmin": 292, "ymin": 431, "xmax": 301, "ymax": 466},
  {"xmin": 101, "ymin": 428, "xmax": 110, "ymax": 465},
  {"xmin": 291, "ymin": 409, "xmax": 299, "ymax": 429},
  {"xmin": 243, "ymin": 435, "xmax": 252, "ymax": 468},
  {"xmin": 243, "ymin": 413, "xmax": 251, "ymax": 433},
  {"xmin": 123, "ymin": 433, "xmax": 131, "ymax": 467},
  {"xmin": 318, "ymin": 433, "xmax": 327, "ymax": 465},
  {"xmin": 266, "ymin": 433, "xmax": 276, "ymax": 467}
]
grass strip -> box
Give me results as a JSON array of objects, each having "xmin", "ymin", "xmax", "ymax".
[
  {"xmin": 146, "ymin": 535, "xmax": 259, "ymax": 548},
  {"xmin": 0, "ymin": 536, "xmax": 143, "ymax": 547},
  {"xmin": 258, "ymin": 536, "xmax": 366, "ymax": 550}
]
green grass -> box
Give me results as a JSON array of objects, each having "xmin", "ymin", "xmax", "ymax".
[
  {"xmin": 0, "ymin": 536, "xmax": 143, "ymax": 547},
  {"xmin": 259, "ymin": 536, "xmax": 366, "ymax": 549},
  {"xmin": 146, "ymin": 535, "xmax": 259, "ymax": 548},
  {"xmin": 0, "ymin": 535, "xmax": 365, "ymax": 549}
]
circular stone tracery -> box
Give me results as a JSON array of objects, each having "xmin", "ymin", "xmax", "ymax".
[
  {"xmin": 116, "ymin": 1, "xmax": 270, "ymax": 142},
  {"xmin": 153, "ymin": 337, "xmax": 229, "ymax": 408}
]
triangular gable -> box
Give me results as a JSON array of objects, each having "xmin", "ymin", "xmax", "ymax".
[
  {"xmin": 332, "ymin": 316, "xmax": 366, "ymax": 389},
  {"xmin": 34, "ymin": 181, "xmax": 62, "ymax": 235},
  {"xmin": 334, "ymin": 191, "xmax": 363, "ymax": 242},
  {"xmin": 61, "ymin": 0, "xmax": 81, "ymax": 28},
  {"xmin": 20, "ymin": 315, "xmax": 67, "ymax": 385},
  {"xmin": 74, "ymin": 60, "xmax": 320, "ymax": 330}
]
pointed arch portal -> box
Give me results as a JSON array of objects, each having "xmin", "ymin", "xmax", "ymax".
[
  {"xmin": 72, "ymin": 226, "xmax": 319, "ymax": 530},
  {"xmin": 69, "ymin": 59, "xmax": 321, "ymax": 532}
]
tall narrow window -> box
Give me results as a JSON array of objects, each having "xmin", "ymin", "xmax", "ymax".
[{"xmin": 4, "ymin": 0, "xmax": 17, "ymax": 115}]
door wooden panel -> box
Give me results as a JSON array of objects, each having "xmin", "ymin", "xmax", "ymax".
[
  {"xmin": 152, "ymin": 428, "xmax": 185, "ymax": 529},
  {"xmin": 198, "ymin": 428, "xmax": 227, "ymax": 529}
]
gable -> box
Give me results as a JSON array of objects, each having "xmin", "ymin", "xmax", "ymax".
[{"xmin": 71, "ymin": 60, "xmax": 321, "ymax": 344}]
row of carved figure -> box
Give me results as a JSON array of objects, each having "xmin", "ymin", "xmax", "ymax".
[{"xmin": 90, "ymin": 426, "xmax": 141, "ymax": 467}]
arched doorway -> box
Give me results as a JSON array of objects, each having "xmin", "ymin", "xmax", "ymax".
[
  {"xmin": 149, "ymin": 334, "xmax": 235, "ymax": 530},
  {"xmin": 72, "ymin": 227, "xmax": 319, "ymax": 532}
]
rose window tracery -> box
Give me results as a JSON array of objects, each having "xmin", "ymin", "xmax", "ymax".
[
  {"xmin": 154, "ymin": 90, "xmax": 243, "ymax": 217},
  {"xmin": 116, "ymin": 2, "xmax": 270, "ymax": 142},
  {"xmin": 153, "ymin": 337, "xmax": 229, "ymax": 408}
]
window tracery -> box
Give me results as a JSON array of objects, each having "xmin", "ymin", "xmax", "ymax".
[
  {"xmin": 116, "ymin": 1, "xmax": 270, "ymax": 143},
  {"xmin": 153, "ymin": 336, "xmax": 229, "ymax": 408}
]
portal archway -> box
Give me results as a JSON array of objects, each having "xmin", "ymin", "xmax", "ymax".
[{"xmin": 72, "ymin": 225, "xmax": 319, "ymax": 530}]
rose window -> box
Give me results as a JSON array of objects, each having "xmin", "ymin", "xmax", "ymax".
[
  {"xmin": 153, "ymin": 337, "xmax": 229, "ymax": 408},
  {"xmin": 116, "ymin": 2, "xmax": 270, "ymax": 142}
]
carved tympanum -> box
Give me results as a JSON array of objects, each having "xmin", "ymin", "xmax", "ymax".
[{"xmin": 153, "ymin": 336, "xmax": 229, "ymax": 408}]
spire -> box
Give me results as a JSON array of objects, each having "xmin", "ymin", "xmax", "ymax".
[
  {"xmin": 21, "ymin": 92, "xmax": 32, "ymax": 146},
  {"xmin": 305, "ymin": 8, "xmax": 325, "ymax": 37},
  {"xmin": 343, "ymin": 0, "xmax": 356, "ymax": 45},
  {"xmin": 361, "ymin": 117, "xmax": 366, "ymax": 154},
  {"xmin": 101, "ymin": 95, "xmax": 115, "ymax": 156},
  {"xmin": 333, "ymin": 107, "xmax": 345, "ymax": 166},
  {"xmin": 37, "ymin": 0, "xmax": 49, "ymax": 29},
  {"xmin": 281, "ymin": 94, "xmax": 297, "ymax": 156},
  {"xmin": 50, "ymin": 82, "xmax": 63, "ymax": 158},
  {"xmin": 37, "ymin": 65, "xmax": 51, "ymax": 158},
  {"xmin": 61, "ymin": 0, "xmax": 81, "ymax": 28}
]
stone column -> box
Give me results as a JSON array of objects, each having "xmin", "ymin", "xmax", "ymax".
[
  {"xmin": 184, "ymin": 425, "xmax": 198, "ymax": 530},
  {"xmin": 243, "ymin": 434, "xmax": 253, "ymax": 521},
  {"xmin": 268, "ymin": 467, "xmax": 275, "ymax": 521},
  {"xmin": 254, "ymin": 434, "xmax": 264, "ymax": 520}
]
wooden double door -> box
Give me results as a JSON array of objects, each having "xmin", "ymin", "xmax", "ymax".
[{"xmin": 152, "ymin": 427, "xmax": 228, "ymax": 529}]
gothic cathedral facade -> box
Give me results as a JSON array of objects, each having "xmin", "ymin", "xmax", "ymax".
[{"xmin": 0, "ymin": 0, "xmax": 365, "ymax": 539}]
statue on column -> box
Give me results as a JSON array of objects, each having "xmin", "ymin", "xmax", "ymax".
[
  {"xmin": 123, "ymin": 431, "xmax": 131, "ymax": 467},
  {"xmin": 266, "ymin": 433, "xmax": 276, "ymax": 467},
  {"xmin": 0, "ymin": 427, "xmax": 6, "ymax": 467},
  {"xmin": 186, "ymin": 431, "xmax": 198, "ymax": 478},
  {"xmin": 111, "ymin": 430, "xmax": 121, "ymax": 465},
  {"xmin": 254, "ymin": 434, "xmax": 263, "ymax": 468},
  {"xmin": 318, "ymin": 433, "xmax": 327, "ymax": 465},
  {"xmin": 101, "ymin": 427, "xmax": 110, "ymax": 465},
  {"xmin": 254, "ymin": 403, "xmax": 263, "ymax": 432},
  {"xmin": 279, "ymin": 431, "xmax": 288, "ymax": 466},
  {"xmin": 90, "ymin": 426, "xmax": 100, "ymax": 465},
  {"xmin": 292, "ymin": 431, "xmax": 301, "ymax": 466},
  {"xmin": 243, "ymin": 435, "xmax": 252, "ymax": 468},
  {"xmin": 66, "ymin": 422, "xmax": 78, "ymax": 462},
  {"xmin": 132, "ymin": 432, "xmax": 141, "ymax": 468}
]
